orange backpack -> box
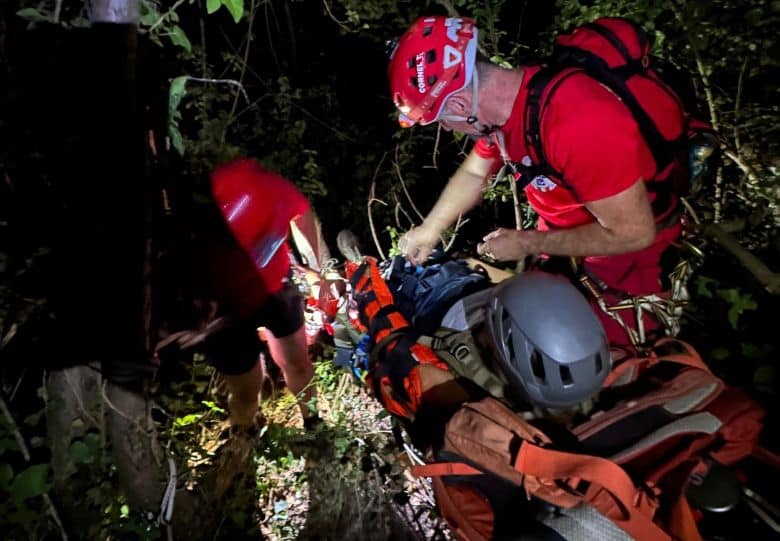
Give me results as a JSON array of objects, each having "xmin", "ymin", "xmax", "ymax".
[
  {"xmin": 412, "ymin": 339, "xmax": 764, "ymax": 541},
  {"xmin": 348, "ymin": 258, "xmax": 765, "ymax": 540}
]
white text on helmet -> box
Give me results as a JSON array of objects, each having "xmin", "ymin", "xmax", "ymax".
[
  {"xmin": 415, "ymin": 52, "xmax": 426, "ymax": 93},
  {"xmin": 430, "ymin": 80, "xmax": 448, "ymax": 99},
  {"xmin": 444, "ymin": 18, "xmax": 462, "ymax": 43}
]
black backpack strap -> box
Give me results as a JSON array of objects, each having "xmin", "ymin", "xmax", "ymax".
[
  {"xmin": 523, "ymin": 62, "xmax": 681, "ymax": 219},
  {"xmin": 369, "ymin": 329, "xmax": 420, "ymax": 404},
  {"xmin": 554, "ymin": 21, "xmax": 676, "ymax": 174},
  {"xmin": 579, "ymin": 19, "xmax": 649, "ymax": 72},
  {"xmin": 522, "ymin": 66, "xmax": 582, "ymax": 198}
]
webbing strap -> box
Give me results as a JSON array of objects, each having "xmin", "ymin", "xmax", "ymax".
[
  {"xmin": 753, "ymin": 445, "xmax": 780, "ymax": 471},
  {"xmin": 605, "ymin": 338, "xmax": 710, "ymax": 388},
  {"xmin": 668, "ymin": 494, "xmax": 704, "ymax": 541},
  {"xmin": 412, "ymin": 462, "xmax": 483, "ymax": 478},
  {"xmin": 413, "ymin": 443, "xmax": 672, "ymax": 541},
  {"xmin": 515, "ymin": 444, "xmax": 672, "ymax": 541}
]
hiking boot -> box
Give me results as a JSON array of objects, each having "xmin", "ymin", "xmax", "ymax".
[
  {"xmin": 337, "ymin": 229, "xmax": 363, "ymax": 263},
  {"xmin": 213, "ymin": 417, "xmax": 264, "ymax": 499}
]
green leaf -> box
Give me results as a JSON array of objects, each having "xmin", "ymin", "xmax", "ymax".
[
  {"xmin": 489, "ymin": 55, "xmax": 513, "ymax": 69},
  {"xmin": 753, "ymin": 365, "xmax": 774, "ymax": 389},
  {"xmin": 0, "ymin": 437, "xmax": 18, "ymax": 456},
  {"xmin": 69, "ymin": 440, "xmax": 94, "ymax": 464},
  {"xmin": 711, "ymin": 347, "xmax": 730, "ymax": 361},
  {"xmin": 201, "ymin": 400, "xmax": 226, "ymax": 414},
  {"xmin": 170, "ymin": 125, "xmax": 185, "ymax": 156},
  {"xmin": 174, "ymin": 413, "xmax": 201, "ymax": 427},
  {"xmin": 206, "ymin": 0, "xmax": 221, "ymax": 14},
  {"xmin": 23, "ymin": 410, "xmax": 44, "ymax": 427},
  {"xmin": 9, "ymin": 464, "xmax": 49, "ymax": 502},
  {"xmin": 0, "ymin": 463, "xmax": 13, "ymax": 489},
  {"xmin": 168, "ymin": 76, "xmax": 188, "ymax": 156},
  {"xmin": 741, "ymin": 343, "xmax": 763, "ymax": 359},
  {"xmin": 745, "ymin": 8, "xmax": 763, "ymax": 26},
  {"xmin": 16, "ymin": 8, "xmax": 49, "ymax": 22},
  {"xmin": 69, "ymin": 16, "xmax": 90, "ymax": 28},
  {"xmin": 120, "ymin": 504, "xmax": 130, "ymax": 518},
  {"xmin": 222, "ymin": 0, "xmax": 245, "ymax": 23},
  {"xmin": 140, "ymin": 10, "xmax": 158, "ymax": 27},
  {"xmin": 168, "ymin": 76, "xmax": 188, "ymax": 120},
  {"xmin": 168, "ymin": 25, "xmax": 192, "ymax": 53},
  {"xmin": 694, "ymin": 276, "xmax": 718, "ymax": 298},
  {"xmin": 716, "ymin": 288, "xmax": 758, "ymax": 329}
]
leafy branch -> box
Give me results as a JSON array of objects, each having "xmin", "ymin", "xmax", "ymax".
[{"xmin": 167, "ymin": 75, "xmax": 249, "ymax": 155}]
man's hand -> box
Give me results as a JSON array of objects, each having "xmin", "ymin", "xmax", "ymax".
[
  {"xmin": 477, "ymin": 228, "xmax": 540, "ymax": 262},
  {"xmin": 400, "ymin": 224, "xmax": 441, "ymax": 265},
  {"xmin": 475, "ymin": 181, "xmax": 658, "ymax": 262}
]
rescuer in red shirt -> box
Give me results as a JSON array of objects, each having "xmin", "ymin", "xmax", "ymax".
[
  {"xmin": 387, "ymin": 15, "xmax": 692, "ymax": 346},
  {"xmin": 206, "ymin": 158, "xmax": 322, "ymax": 436}
]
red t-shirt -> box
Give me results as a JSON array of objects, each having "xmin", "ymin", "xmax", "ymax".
[
  {"xmin": 256, "ymin": 182, "xmax": 309, "ymax": 295},
  {"xmin": 207, "ymin": 174, "xmax": 309, "ymax": 317},
  {"xmin": 474, "ymin": 66, "xmax": 685, "ymax": 297}
]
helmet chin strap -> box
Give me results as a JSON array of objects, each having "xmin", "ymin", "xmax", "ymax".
[
  {"xmin": 438, "ymin": 67, "xmax": 496, "ymax": 136},
  {"xmin": 467, "ymin": 70, "xmax": 500, "ymax": 136}
]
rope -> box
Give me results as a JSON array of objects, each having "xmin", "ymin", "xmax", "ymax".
[
  {"xmin": 157, "ymin": 457, "xmax": 177, "ymax": 541},
  {"xmin": 577, "ymin": 259, "xmax": 692, "ymax": 349}
]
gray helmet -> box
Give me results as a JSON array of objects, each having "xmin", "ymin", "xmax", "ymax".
[{"xmin": 486, "ymin": 271, "xmax": 610, "ymax": 409}]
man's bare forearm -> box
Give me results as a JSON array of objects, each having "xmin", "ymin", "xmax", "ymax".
[
  {"xmin": 526, "ymin": 222, "xmax": 655, "ymax": 257},
  {"xmin": 424, "ymin": 151, "xmax": 496, "ymax": 230}
]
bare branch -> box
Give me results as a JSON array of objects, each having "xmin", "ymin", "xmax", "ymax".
[
  {"xmin": 227, "ymin": 0, "xmax": 257, "ymax": 128},
  {"xmin": 435, "ymin": 0, "xmax": 459, "ymax": 17},
  {"xmin": 393, "ymin": 195, "xmax": 415, "ymax": 231},
  {"xmin": 723, "ymin": 148, "xmax": 761, "ymax": 185},
  {"xmin": 394, "ymin": 144, "xmax": 425, "ymax": 223},
  {"xmin": 734, "ymin": 57, "xmax": 748, "ymax": 152},
  {"xmin": 0, "ymin": 395, "xmax": 69, "ymax": 540},
  {"xmin": 713, "ymin": 164, "xmax": 724, "ymax": 223},
  {"xmin": 149, "ymin": 0, "xmax": 187, "ymax": 34},
  {"xmin": 289, "ymin": 101, "xmax": 357, "ymax": 142},
  {"xmin": 0, "ymin": 396, "xmax": 30, "ymax": 461},
  {"xmin": 443, "ymin": 213, "xmax": 469, "ymax": 252},
  {"xmin": 283, "ymin": 0, "xmax": 298, "ymax": 65},
  {"xmin": 199, "ymin": 9, "xmax": 207, "ymax": 78},
  {"xmin": 368, "ymin": 154, "xmax": 389, "ymax": 259},
  {"xmin": 509, "ymin": 171, "xmax": 523, "ymax": 231},
  {"xmin": 672, "ymin": 5, "xmax": 720, "ymax": 130},
  {"xmin": 322, "ymin": 0, "xmax": 352, "ymax": 32},
  {"xmin": 184, "ymin": 77, "xmax": 250, "ymax": 103},
  {"xmin": 704, "ymin": 224, "xmax": 780, "ymax": 295},
  {"xmin": 263, "ymin": 0, "xmax": 281, "ymax": 72},
  {"xmin": 217, "ymin": 25, "xmax": 269, "ymax": 84},
  {"xmin": 53, "ymin": 0, "xmax": 62, "ymax": 23},
  {"xmin": 431, "ymin": 124, "xmax": 441, "ymax": 170}
]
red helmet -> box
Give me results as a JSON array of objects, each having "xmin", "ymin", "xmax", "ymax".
[
  {"xmin": 211, "ymin": 158, "xmax": 307, "ymax": 268},
  {"xmin": 388, "ymin": 16, "xmax": 478, "ymax": 127}
]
